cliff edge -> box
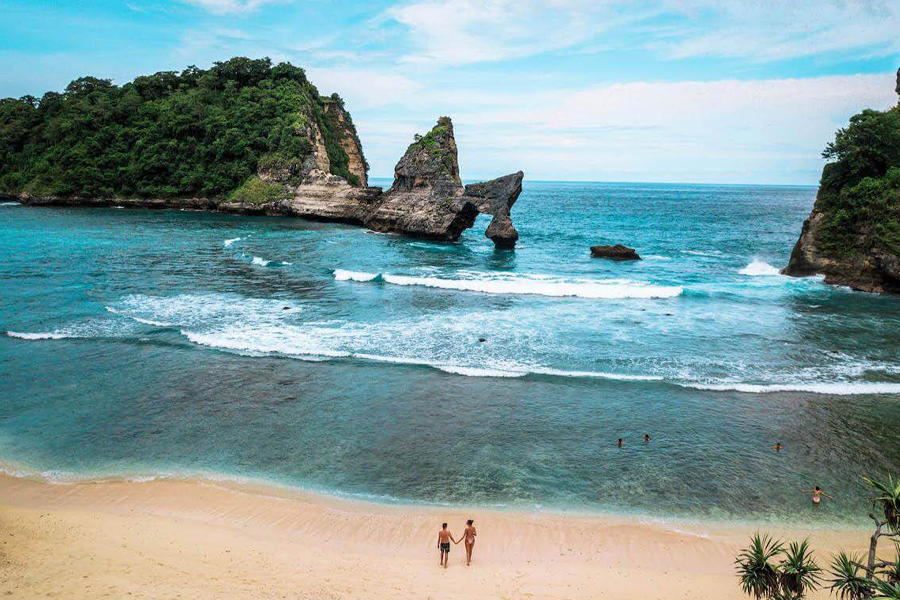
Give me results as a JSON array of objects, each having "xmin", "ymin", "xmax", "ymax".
[
  {"xmin": 782, "ymin": 68, "xmax": 900, "ymax": 292},
  {"xmin": 1, "ymin": 58, "xmax": 524, "ymax": 248}
]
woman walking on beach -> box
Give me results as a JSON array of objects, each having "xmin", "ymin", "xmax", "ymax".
[{"xmin": 461, "ymin": 519, "xmax": 477, "ymax": 566}]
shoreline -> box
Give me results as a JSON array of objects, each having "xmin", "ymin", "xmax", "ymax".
[
  {"xmin": 0, "ymin": 459, "xmax": 873, "ymax": 532},
  {"xmin": 0, "ymin": 472, "xmax": 872, "ymax": 599}
]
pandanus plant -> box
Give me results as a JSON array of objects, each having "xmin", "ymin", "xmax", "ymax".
[
  {"xmin": 736, "ymin": 533, "xmax": 783, "ymax": 599},
  {"xmin": 736, "ymin": 535, "xmax": 821, "ymax": 599},
  {"xmin": 864, "ymin": 475, "xmax": 900, "ymax": 534},
  {"xmin": 829, "ymin": 552, "xmax": 873, "ymax": 600},
  {"xmin": 738, "ymin": 474, "xmax": 900, "ymax": 600},
  {"xmin": 869, "ymin": 579, "xmax": 900, "ymax": 600},
  {"xmin": 779, "ymin": 540, "xmax": 822, "ymax": 598}
]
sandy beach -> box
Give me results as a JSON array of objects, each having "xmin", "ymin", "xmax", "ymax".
[{"xmin": 0, "ymin": 473, "xmax": 871, "ymax": 600}]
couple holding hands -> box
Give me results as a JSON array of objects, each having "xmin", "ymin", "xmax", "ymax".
[{"xmin": 437, "ymin": 519, "xmax": 477, "ymax": 568}]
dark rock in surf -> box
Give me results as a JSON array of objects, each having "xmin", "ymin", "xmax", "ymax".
[{"xmin": 590, "ymin": 244, "xmax": 641, "ymax": 261}]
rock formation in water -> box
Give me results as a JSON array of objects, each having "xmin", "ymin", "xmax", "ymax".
[
  {"xmin": 590, "ymin": 244, "xmax": 641, "ymax": 260},
  {"xmin": 1, "ymin": 59, "xmax": 523, "ymax": 248},
  {"xmin": 782, "ymin": 69, "xmax": 900, "ymax": 292},
  {"xmin": 205, "ymin": 116, "xmax": 523, "ymax": 248},
  {"xmin": 360, "ymin": 117, "xmax": 523, "ymax": 247}
]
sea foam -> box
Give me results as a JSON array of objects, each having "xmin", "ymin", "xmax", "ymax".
[
  {"xmin": 6, "ymin": 330, "xmax": 73, "ymax": 340},
  {"xmin": 333, "ymin": 270, "xmax": 682, "ymax": 299},
  {"xmin": 682, "ymin": 381, "xmax": 900, "ymax": 395},
  {"xmin": 739, "ymin": 260, "xmax": 781, "ymax": 276}
]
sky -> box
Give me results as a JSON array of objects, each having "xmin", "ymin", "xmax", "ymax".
[{"xmin": 1, "ymin": 0, "xmax": 899, "ymax": 185}]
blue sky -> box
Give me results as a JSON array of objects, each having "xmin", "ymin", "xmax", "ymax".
[{"xmin": 2, "ymin": 0, "xmax": 898, "ymax": 184}]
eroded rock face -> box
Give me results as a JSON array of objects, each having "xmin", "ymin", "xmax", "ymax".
[
  {"xmin": 590, "ymin": 244, "xmax": 641, "ymax": 260},
  {"xmin": 15, "ymin": 116, "xmax": 524, "ymax": 248},
  {"xmin": 298, "ymin": 116, "xmax": 524, "ymax": 247},
  {"xmin": 464, "ymin": 172, "xmax": 524, "ymax": 249},
  {"xmin": 781, "ymin": 72, "xmax": 900, "ymax": 293},
  {"xmin": 325, "ymin": 102, "xmax": 368, "ymax": 187}
]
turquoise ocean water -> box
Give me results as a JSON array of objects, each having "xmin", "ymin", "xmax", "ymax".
[{"xmin": 1, "ymin": 179, "xmax": 899, "ymax": 526}]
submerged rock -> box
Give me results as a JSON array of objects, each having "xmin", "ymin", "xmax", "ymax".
[{"xmin": 590, "ymin": 244, "xmax": 641, "ymax": 260}]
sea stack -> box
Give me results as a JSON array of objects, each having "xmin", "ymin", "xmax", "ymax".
[
  {"xmin": 363, "ymin": 117, "xmax": 524, "ymax": 247},
  {"xmin": 1, "ymin": 59, "xmax": 524, "ymax": 249},
  {"xmin": 782, "ymin": 69, "xmax": 900, "ymax": 293}
]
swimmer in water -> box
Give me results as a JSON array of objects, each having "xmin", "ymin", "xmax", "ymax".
[
  {"xmin": 802, "ymin": 486, "xmax": 832, "ymax": 505},
  {"xmin": 644, "ymin": 434, "xmax": 651, "ymax": 443},
  {"xmin": 773, "ymin": 442, "xmax": 784, "ymax": 451},
  {"xmin": 617, "ymin": 438, "xmax": 624, "ymax": 448}
]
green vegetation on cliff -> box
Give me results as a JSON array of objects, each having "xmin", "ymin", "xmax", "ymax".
[
  {"xmin": 816, "ymin": 104, "xmax": 900, "ymax": 256},
  {"xmin": 0, "ymin": 57, "xmax": 364, "ymax": 199}
]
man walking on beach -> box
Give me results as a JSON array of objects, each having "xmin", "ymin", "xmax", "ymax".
[{"xmin": 437, "ymin": 522, "xmax": 457, "ymax": 568}]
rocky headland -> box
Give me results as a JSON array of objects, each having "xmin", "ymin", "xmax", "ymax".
[
  {"xmin": 782, "ymin": 68, "xmax": 900, "ymax": 292},
  {"xmin": 0, "ymin": 58, "xmax": 523, "ymax": 249}
]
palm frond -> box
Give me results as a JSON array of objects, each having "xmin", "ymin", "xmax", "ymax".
[
  {"xmin": 870, "ymin": 578, "xmax": 900, "ymax": 600},
  {"xmin": 879, "ymin": 544, "xmax": 900, "ymax": 585},
  {"xmin": 829, "ymin": 551, "xmax": 873, "ymax": 600},
  {"xmin": 736, "ymin": 533, "xmax": 784, "ymax": 599},
  {"xmin": 864, "ymin": 475, "xmax": 900, "ymax": 533},
  {"xmin": 779, "ymin": 539, "xmax": 821, "ymax": 598}
]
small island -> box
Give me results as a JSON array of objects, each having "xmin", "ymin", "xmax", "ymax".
[
  {"xmin": 0, "ymin": 57, "xmax": 524, "ymax": 249},
  {"xmin": 782, "ymin": 68, "xmax": 900, "ymax": 292}
]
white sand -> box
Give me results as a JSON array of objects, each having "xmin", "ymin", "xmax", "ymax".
[{"xmin": 0, "ymin": 473, "xmax": 869, "ymax": 599}]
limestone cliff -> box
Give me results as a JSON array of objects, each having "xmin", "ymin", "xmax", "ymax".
[
  {"xmin": 324, "ymin": 101, "xmax": 368, "ymax": 187},
  {"xmin": 12, "ymin": 114, "xmax": 523, "ymax": 248},
  {"xmin": 361, "ymin": 117, "xmax": 523, "ymax": 246},
  {"xmin": 782, "ymin": 70, "xmax": 900, "ymax": 293}
]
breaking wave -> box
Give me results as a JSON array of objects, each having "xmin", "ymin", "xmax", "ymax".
[
  {"xmin": 7, "ymin": 330, "xmax": 74, "ymax": 340},
  {"xmin": 739, "ymin": 260, "xmax": 781, "ymax": 276},
  {"xmin": 333, "ymin": 270, "xmax": 683, "ymax": 299},
  {"xmin": 681, "ymin": 381, "xmax": 900, "ymax": 395},
  {"xmin": 223, "ymin": 237, "xmax": 241, "ymax": 247},
  {"xmin": 334, "ymin": 269, "xmax": 380, "ymax": 282}
]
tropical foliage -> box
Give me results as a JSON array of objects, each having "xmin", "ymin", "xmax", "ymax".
[
  {"xmin": 816, "ymin": 103, "xmax": 900, "ymax": 256},
  {"xmin": 0, "ymin": 57, "xmax": 365, "ymax": 200},
  {"xmin": 737, "ymin": 475, "xmax": 900, "ymax": 600}
]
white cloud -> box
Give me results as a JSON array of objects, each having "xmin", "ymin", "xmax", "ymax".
[
  {"xmin": 360, "ymin": 72, "xmax": 899, "ymax": 184},
  {"xmin": 387, "ymin": 0, "xmax": 635, "ymax": 65},
  {"xmin": 385, "ymin": 0, "xmax": 900, "ymax": 66},
  {"xmin": 665, "ymin": 0, "xmax": 900, "ymax": 61},
  {"xmin": 305, "ymin": 66, "xmax": 422, "ymax": 109},
  {"xmin": 178, "ymin": 0, "xmax": 287, "ymax": 15}
]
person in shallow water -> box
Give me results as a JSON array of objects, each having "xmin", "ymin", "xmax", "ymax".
[
  {"xmin": 803, "ymin": 486, "xmax": 832, "ymax": 505},
  {"xmin": 773, "ymin": 442, "xmax": 784, "ymax": 451},
  {"xmin": 437, "ymin": 523, "xmax": 458, "ymax": 568},
  {"xmin": 460, "ymin": 519, "xmax": 477, "ymax": 566},
  {"xmin": 617, "ymin": 438, "xmax": 624, "ymax": 447},
  {"xmin": 643, "ymin": 433, "xmax": 651, "ymax": 443}
]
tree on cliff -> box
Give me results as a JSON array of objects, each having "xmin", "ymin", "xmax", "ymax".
[{"xmin": 0, "ymin": 57, "xmax": 365, "ymax": 199}]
